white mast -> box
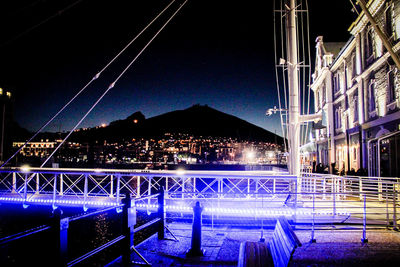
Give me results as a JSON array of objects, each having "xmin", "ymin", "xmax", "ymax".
[{"xmin": 286, "ymin": 0, "xmax": 301, "ymax": 178}]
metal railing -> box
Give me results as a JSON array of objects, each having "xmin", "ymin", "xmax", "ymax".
[{"xmin": 0, "ymin": 168, "xmax": 295, "ymax": 208}]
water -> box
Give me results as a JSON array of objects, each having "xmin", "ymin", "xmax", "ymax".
[{"xmin": 0, "ymin": 203, "xmax": 156, "ymax": 266}]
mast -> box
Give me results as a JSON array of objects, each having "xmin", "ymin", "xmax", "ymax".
[{"xmin": 286, "ymin": 0, "xmax": 301, "ymax": 178}]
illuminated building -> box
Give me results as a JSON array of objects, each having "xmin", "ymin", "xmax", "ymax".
[
  {"xmin": 310, "ymin": 0, "xmax": 400, "ymax": 177},
  {"xmin": 13, "ymin": 140, "xmax": 56, "ymax": 157}
]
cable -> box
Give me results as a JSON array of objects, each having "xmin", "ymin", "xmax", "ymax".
[
  {"xmin": 40, "ymin": 0, "xmax": 189, "ymax": 167},
  {"xmin": 1, "ymin": 0, "xmax": 177, "ymax": 168},
  {"xmin": 281, "ymin": 0, "xmax": 289, "ymax": 150},
  {"xmin": 273, "ymin": 0, "xmax": 287, "ymax": 152},
  {"xmin": 304, "ymin": 0, "xmax": 312, "ymax": 146}
]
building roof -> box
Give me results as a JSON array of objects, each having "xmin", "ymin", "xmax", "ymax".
[{"xmin": 324, "ymin": 42, "xmax": 347, "ymax": 59}]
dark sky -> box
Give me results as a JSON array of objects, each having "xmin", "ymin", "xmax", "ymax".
[{"xmin": 0, "ymin": 0, "xmax": 356, "ymax": 136}]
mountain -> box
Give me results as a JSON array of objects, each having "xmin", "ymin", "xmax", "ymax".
[{"xmin": 71, "ymin": 105, "xmax": 283, "ymax": 144}]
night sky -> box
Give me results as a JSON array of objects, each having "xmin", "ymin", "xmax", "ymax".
[{"xmin": 0, "ymin": 0, "xmax": 356, "ymax": 137}]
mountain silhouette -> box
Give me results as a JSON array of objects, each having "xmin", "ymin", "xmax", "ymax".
[{"xmin": 71, "ymin": 105, "xmax": 283, "ymax": 144}]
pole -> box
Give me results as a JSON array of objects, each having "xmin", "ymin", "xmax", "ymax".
[
  {"xmin": 310, "ymin": 192, "xmax": 316, "ymax": 243},
  {"xmin": 362, "ymin": 194, "xmax": 368, "ymax": 243},
  {"xmin": 52, "ymin": 208, "xmax": 68, "ymax": 266},
  {"xmin": 158, "ymin": 187, "xmax": 165, "ymax": 240},
  {"xmin": 122, "ymin": 193, "xmax": 134, "ymax": 266},
  {"xmin": 286, "ymin": 0, "xmax": 301, "ymax": 183}
]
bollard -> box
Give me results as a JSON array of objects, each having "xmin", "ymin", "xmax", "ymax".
[
  {"xmin": 158, "ymin": 187, "xmax": 165, "ymax": 240},
  {"xmin": 186, "ymin": 201, "xmax": 204, "ymax": 257},
  {"xmin": 122, "ymin": 193, "xmax": 134, "ymax": 266},
  {"xmin": 52, "ymin": 207, "xmax": 68, "ymax": 266}
]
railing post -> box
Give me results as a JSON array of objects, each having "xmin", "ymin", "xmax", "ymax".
[
  {"xmin": 186, "ymin": 201, "xmax": 204, "ymax": 257},
  {"xmin": 273, "ymin": 178, "xmax": 276, "ymax": 195},
  {"xmin": 12, "ymin": 172, "xmax": 16, "ymax": 193},
  {"xmin": 359, "ymin": 177, "xmax": 363, "ymax": 200},
  {"xmin": 310, "ymin": 192, "xmax": 316, "ymax": 243},
  {"xmin": 386, "ymin": 184, "xmax": 390, "ymax": 227},
  {"xmin": 332, "ymin": 177, "xmax": 336, "ymax": 216},
  {"xmin": 83, "ymin": 174, "xmax": 88, "ymax": 211},
  {"xmin": 378, "ymin": 178, "xmax": 382, "ymax": 201},
  {"xmin": 53, "ymin": 174, "xmax": 57, "ymax": 209},
  {"xmin": 116, "ymin": 174, "xmax": 121, "ymax": 204},
  {"xmin": 110, "ymin": 175, "xmax": 114, "ymax": 198},
  {"xmin": 52, "ymin": 208, "xmax": 68, "ymax": 266},
  {"xmin": 158, "ymin": 187, "xmax": 165, "ymax": 240},
  {"xmin": 322, "ymin": 177, "xmax": 326, "ymax": 200},
  {"xmin": 362, "ymin": 194, "xmax": 368, "ymax": 243},
  {"xmin": 122, "ymin": 193, "xmax": 134, "ymax": 266},
  {"xmin": 137, "ymin": 176, "xmax": 141, "ymax": 197},
  {"xmin": 393, "ymin": 189, "xmax": 398, "ymax": 231},
  {"xmin": 23, "ymin": 173, "xmax": 28, "ymax": 202},
  {"xmin": 59, "ymin": 174, "xmax": 63, "ymax": 196},
  {"xmin": 35, "ymin": 173, "xmax": 39, "ymax": 194}
]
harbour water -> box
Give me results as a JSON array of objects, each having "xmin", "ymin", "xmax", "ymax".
[{"xmin": 0, "ymin": 203, "xmax": 156, "ymax": 266}]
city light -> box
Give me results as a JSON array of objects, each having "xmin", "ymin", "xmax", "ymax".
[
  {"xmin": 176, "ymin": 168, "xmax": 185, "ymax": 175},
  {"xmin": 20, "ymin": 165, "xmax": 31, "ymax": 173}
]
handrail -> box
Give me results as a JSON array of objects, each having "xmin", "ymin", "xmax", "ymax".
[
  {"xmin": 67, "ymin": 235, "xmax": 125, "ymax": 267},
  {"xmin": 0, "ymin": 225, "xmax": 51, "ymax": 246},
  {"xmin": 69, "ymin": 205, "xmax": 124, "ymax": 222},
  {"xmin": 134, "ymin": 218, "xmax": 161, "ymax": 233}
]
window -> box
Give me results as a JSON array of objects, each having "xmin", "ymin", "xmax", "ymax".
[
  {"xmin": 366, "ymin": 28, "xmax": 374, "ymax": 59},
  {"xmin": 388, "ymin": 66, "xmax": 396, "ymax": 102},
  {"xmin": 335, "ymin": 106, "xmax": 342, "ymax": 129},
  {"xmin": 352, "ymin": 54, "xmax": 357, "ymax": 78},
  {"xmin": 368, "ymin": 79, "xmax": 376, "ymax": 112},
  {"xmin": 385, "ymin": 6, "xmax": 393, "ymax": 38},
  {"xmin": 333, "ymin": 74, "xmax": 339, "ymax": 93},
  {"xmin": 353, "ymin": 95, "xmax": 358, "ymax": 122}
]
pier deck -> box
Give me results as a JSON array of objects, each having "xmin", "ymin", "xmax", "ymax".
[{"xmin": 107, "ymin": 222, "xmax": 400, "ymax": 266}]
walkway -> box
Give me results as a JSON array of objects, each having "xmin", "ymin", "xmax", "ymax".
[{"xmin": 107, "ymin": 222, "xmax": 400, "ymax": 266}]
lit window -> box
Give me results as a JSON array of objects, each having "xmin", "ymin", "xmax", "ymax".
[
  {"xmin": 388, "ymin": 67, "xmax": 395, "ymax": 102},
  {"xmin": 6, "ymin": 92, "xmax": 11, "ymax": 98},
  {"xmin": 0, "ymin": 88, "xmax": 2, "ymax": 95},
  {"xmin": 353, "ymin": 95, "xmax": 358, "ymax": 122}
]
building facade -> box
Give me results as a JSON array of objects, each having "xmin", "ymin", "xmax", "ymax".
[{"xmin": 310, "ymin": 0, "xmax": 400, "ymax": 177}]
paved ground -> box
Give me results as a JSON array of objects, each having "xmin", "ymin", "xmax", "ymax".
[{"xmin": 107, "ymin": 222, "xmax": 400, "ymax": 267}]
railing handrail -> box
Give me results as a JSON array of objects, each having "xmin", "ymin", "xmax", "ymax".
[{"xmin": 1, "ymin": 167, "xmax": 294, "ymax": 179}]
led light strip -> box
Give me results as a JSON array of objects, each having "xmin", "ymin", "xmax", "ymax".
[
  {"xmin": 0, "ymin": 197, "xmax": 119, "ymax": 207},
  {"xmin": 134, "ymin": 203, "xmax": 351, "ymax": 216},
  {"xmin": 0, "ymin": 197, "xmax": 351, "ymax": 216}
]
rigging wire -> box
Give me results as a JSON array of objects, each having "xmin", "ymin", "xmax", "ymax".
[
  {"xmin": 296, "ymin": 0, "xmax": 305, "ymax": 146},
  {"xmin": 1, "ymin": 0, "xmax": 177, "ymax": 168},
  {"xmin": 273, "ymin": 0, "xmax": 287, "ymax": 152},
  {"xmin": 304, "ymin": 0, "xmax": 312, "ymax": 146},
  {"xmin": 41, "ymin": 0, "xmax": 189, "ymax": 167},
  {"xmin": 280, "ymin": 0, "xmax": 289, "ymax": 149},
  {"xmin": 300, "ymin": 1, "xmax": 307, "ymax": 146},
  {"xmin": 0, "ymin": 0, "xmax": 85, "ymax": 48}
]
